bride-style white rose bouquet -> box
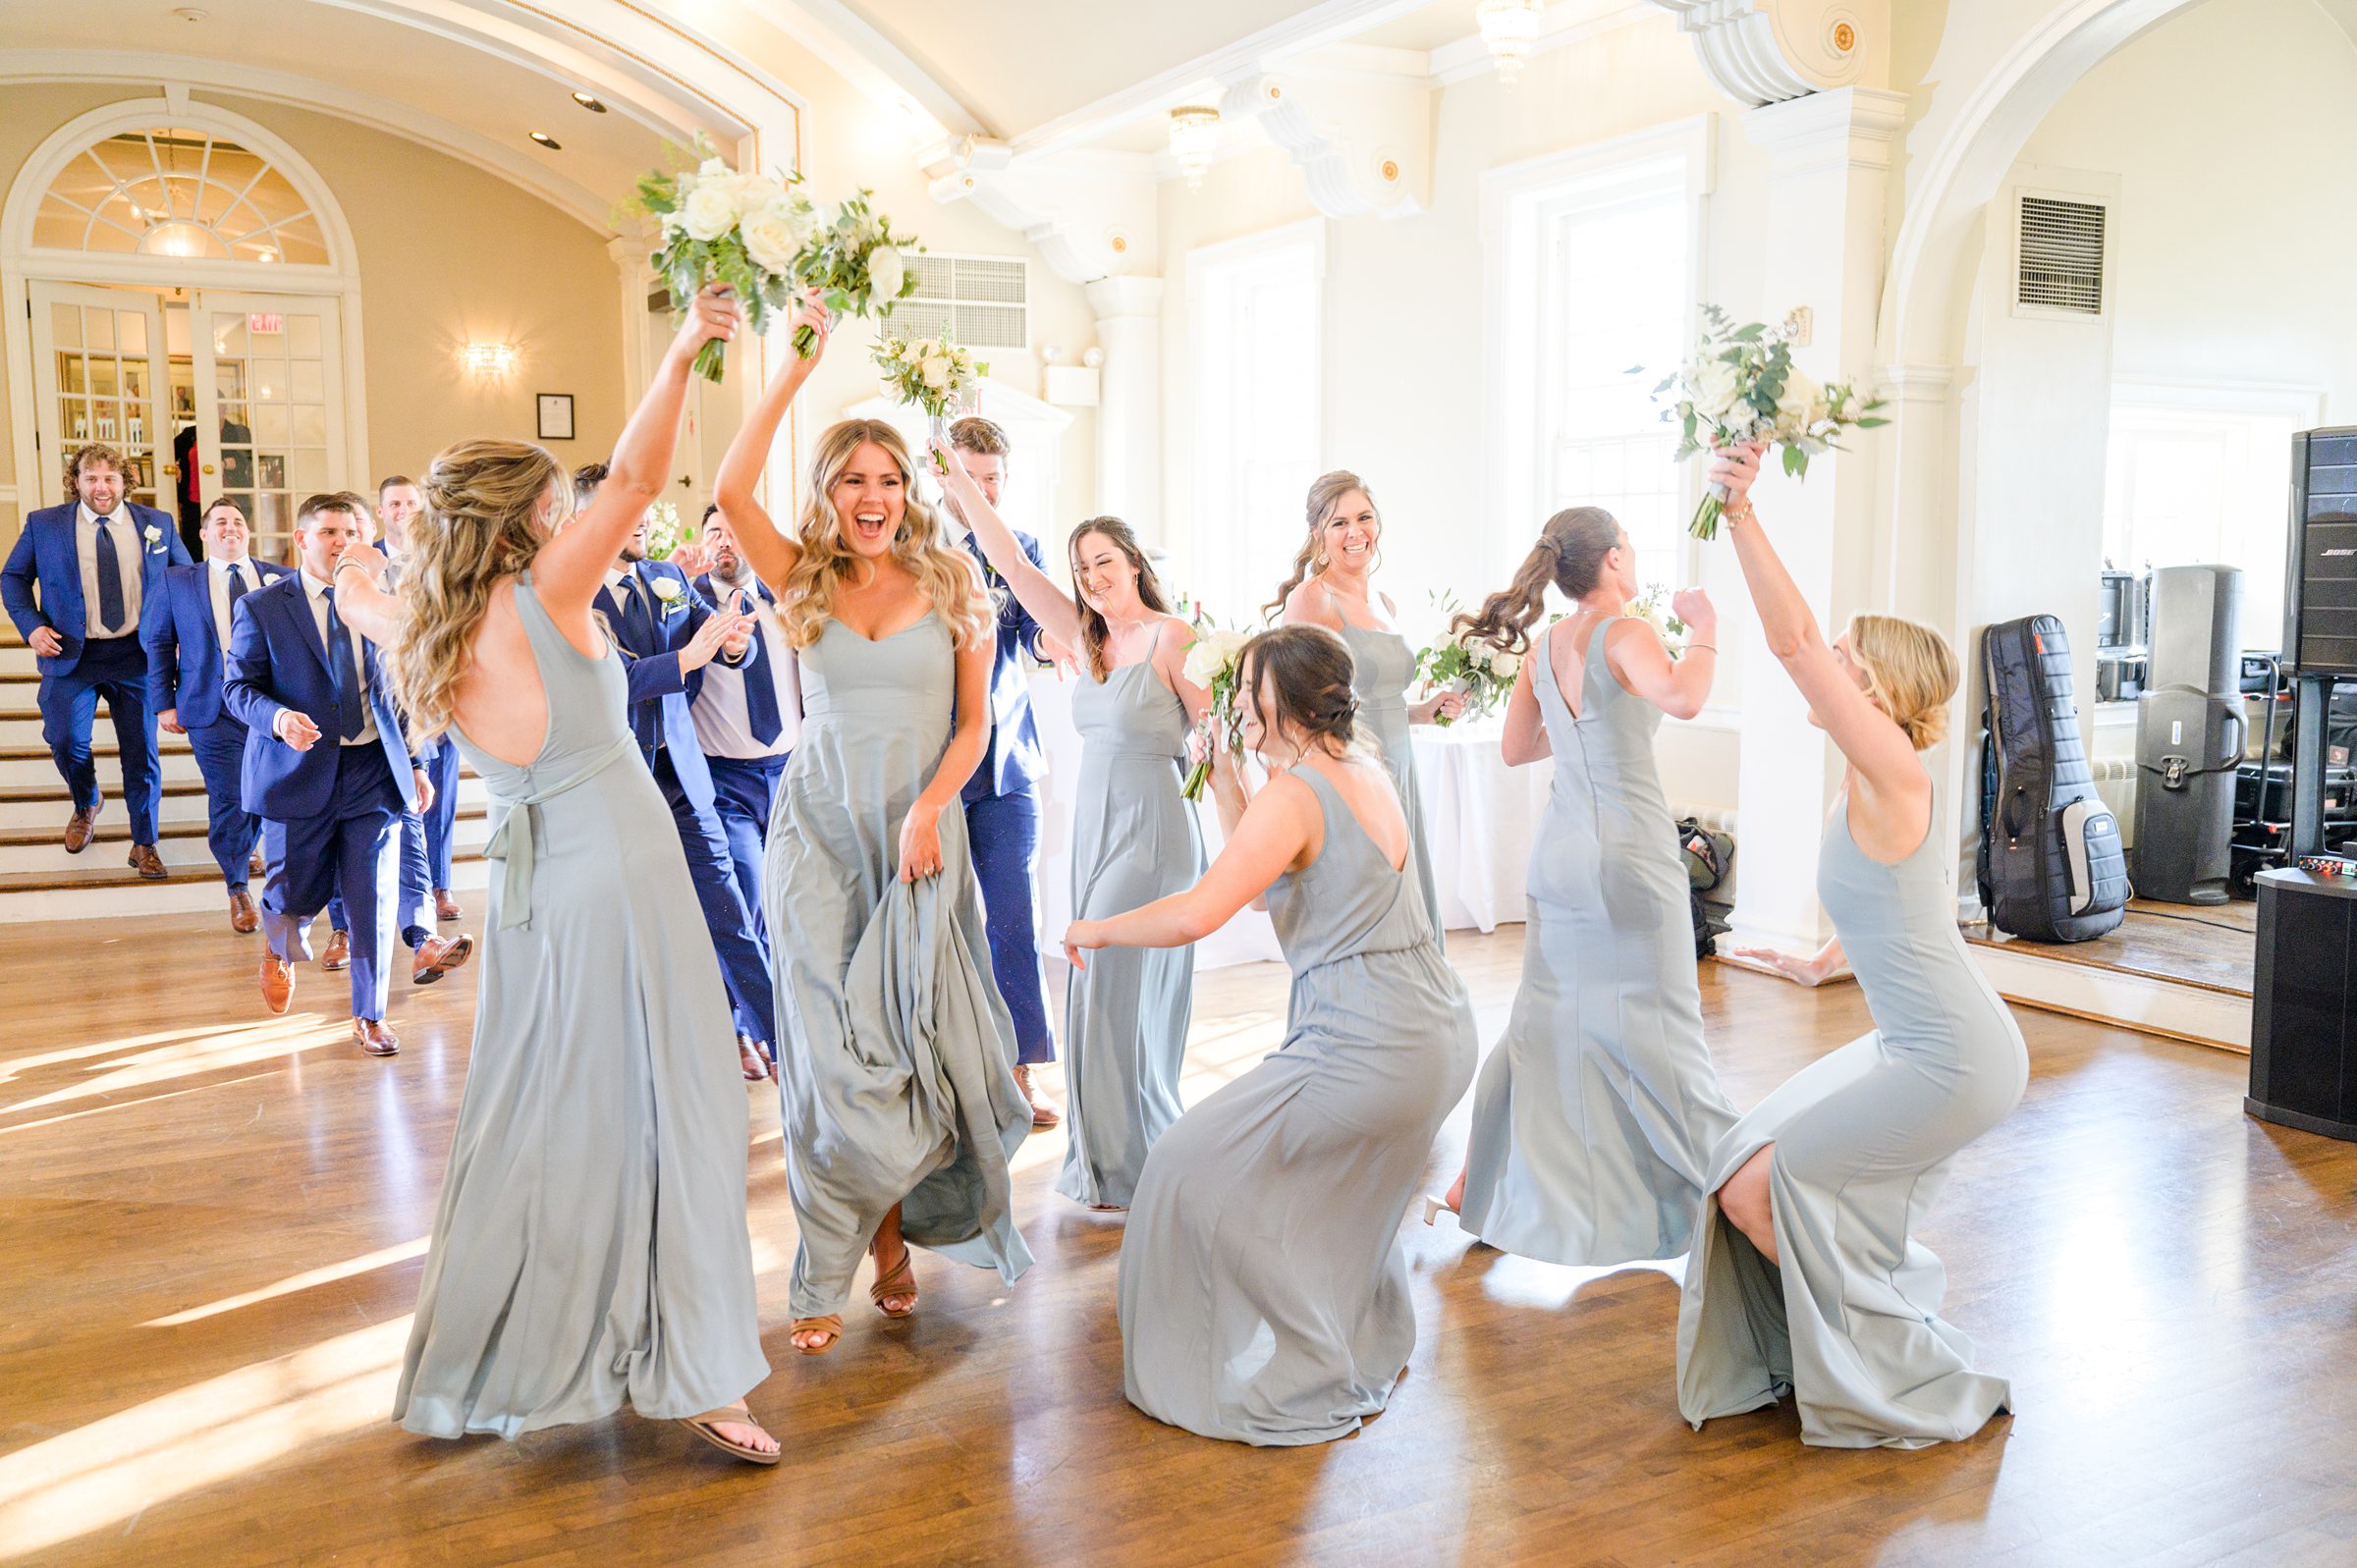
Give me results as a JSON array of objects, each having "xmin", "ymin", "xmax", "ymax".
[
  {"xmin": 1178, "ymin": 621, "xmax": 1252, "ymax": 801},
  {"xmin": 1652, "ymin": 305, "xmax": 1889, "ymax": 539},
  {"xmin": 791, "ymin": 189, "xmax": 922, "ymax": 357},
  {"xmin": 874, "ymin": 332, "xmax": 986, "ymax": 433},
  {"xmin": 1625, "ymin": 582, "xmax": 1688, "ymax": 656},
  {"xmin": 627, "ymin": 140, "xmax": 810, "ymax": 383},
  {"xmin": 1420, "ymin": 594, "xmax": 1524, "ymax": 728}
]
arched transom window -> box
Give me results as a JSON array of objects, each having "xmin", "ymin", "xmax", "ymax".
[{"xmin": 30, "ymin": 126, "xmax": 328, "ymax": 265}]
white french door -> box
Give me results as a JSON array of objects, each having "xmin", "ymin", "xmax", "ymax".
[
  {"xmin": 189, "ymin": 290, "xmax": 348, "ymax": 562},
  {"xmin": 28, "ymin": 281, "xmax": 171, "ymax": 513}
]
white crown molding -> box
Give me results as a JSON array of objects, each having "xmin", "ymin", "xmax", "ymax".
[
  {"xmin": 1648, "ymin": 0, "xmax": 1870, "ymax": 106},
  {"xmin": 1007, "ymin": 0, "xmax": 1435, "ymax": 159},
  {"xmin": 1216, "ymin": 72, "xmax": 1424, "ymax": 220},
  {"xmin": 737, "ymin": 0, "xmax": 982, "ymax": 139},
  {"xmin": 1744, "ymin": 84, "xmax": 1908, "ymax": 174},
  {"xmin": 0, "ymin": 48, "xmax": 614, "ymax": 231}
]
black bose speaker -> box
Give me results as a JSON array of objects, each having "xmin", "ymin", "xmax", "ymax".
[
  {"xmin": 2249, "ymin": 866, "xmax": 2357, "ymax": 1140},
  {"xmin": 2285, "ymin": 427, "xmax": 2357, "ymax": 676}
]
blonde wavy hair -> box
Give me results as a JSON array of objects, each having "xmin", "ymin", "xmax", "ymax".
[
  {"xmin": 1847, "ymin": 613, "xmax": 1959, "ymax": 751},
  {"xmin": 777, "ymin": 419, "xmax": 991, "ymax": 652},
  {"xmin": 391, "ymin": 438, "xmax": 572, "ymax": 743},
  {"xmin": 1263, "ymin": 469, "xmax": 1380, "ymax": 623}
]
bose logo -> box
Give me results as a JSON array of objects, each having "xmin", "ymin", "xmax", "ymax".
[{"xmin": 2329, "ymin": 549, "xmax": 2357, "ymax": 558}]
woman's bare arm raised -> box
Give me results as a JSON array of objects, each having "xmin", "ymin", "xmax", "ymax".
[
  {"xmin": 932, "ymin": 439, "xmax": 1087, "ymax": 654},
  {"xmin": 714, "ymin": 292, "xmax": 831, "ymax": 589}
]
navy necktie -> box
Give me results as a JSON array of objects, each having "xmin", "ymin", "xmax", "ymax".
[
  {"xmin": 740, "ymin": 592, "xmax": 783, "ymax": 746},
  {"xmin": 323, "ymin": 587, "xmax": 364, "ymax": 741},
  {"xmin": 224, "ymin": 565, "xmax": 252, "ymax": 626},
  {"xmin": 620, "ymin": 573, "xmax": 656, "ymax": 651},
  {"xmin": 93, "ymin": 514, "xmax": 126, "ymax": 634}
]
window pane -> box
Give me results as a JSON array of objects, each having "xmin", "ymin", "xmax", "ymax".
[
  {"xmin": 292, "ymin": 406, "xmax": 326, "ymax": 446},
  {"xmin": 289, "ymin": 314, "xmax": 321, "ymax": 357},
  {"xmin": 119, "ymin": 311, "xmax": 147, "ymax": 355},
  {"xmin": 87, "ymin": 311, "xmax": 115, "ymax": 352},
  {"xmin": 290, "ymin": 359, "xmax": 324, "ymax": 403}
]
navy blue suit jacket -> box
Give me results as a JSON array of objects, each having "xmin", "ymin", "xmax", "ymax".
[
  {"xmin": 960, "ymin": 529, "xmax": 1047, "ymax": 803},
  {"xmin": 141, "ymin": 559, "xmax": 292, "ymax": 729},
  {"xmin": 221, "ymin": 572, "xmax": 416, "ymax": 820},
  {"xmin": 598, "ymin": 559, "xmax": 753, "ymax": 815},
  {"xmin": 2, "ymin": 501, "xmax": 192, "ymax": 676}
]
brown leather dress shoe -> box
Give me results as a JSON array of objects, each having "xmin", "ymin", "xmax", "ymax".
[
  {"xmin": 229, "ymin": 890, "xmax": 259, "ymax": 935},
  {"xmin": 353, "ymin": 1017, "xmax": 400, "ymax": 1056},
  {"xmin": 63, "ymin": 806, "xmax": 98, "ymax": 854},
  {"xmin": 321, "ymin": 929, "xmax": 351, "ymax": 971},
  {"xmin": 411, "ymin": 933, "xmax": 474, "ymax": 985},
  {"xmin": 128, "ymin": 842, "xmax": 167, "ymax": 880},
  {"xmin": 1014, "ymin": 1063, "xmax": 1061, "ymax": 1129},
  {"xmin": 259, "ymin": 955, "xmax": 295, "ymax": 1015},
  {"xmin": 434, "ymin": 889, "xmax": 462, "ymax": 923}
]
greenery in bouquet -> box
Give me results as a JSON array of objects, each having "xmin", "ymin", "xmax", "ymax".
[
  {"xmin": 1421, "ymin": 594, "xmax": 1524, "ymax": 728},
  {"xmin": 873, "ymin": 332, "xmax": 986, "ymax": 423},
  {"xmin": 792, "ymin": 189, "xmax": 922, "ymax": 356},
  {"xmin": 1651, "ymin": 304, "xmax": 1889, "ymax": 539},
  {"xmin": 625, "ymin": 136, "xmax": 807, "ymax": 383},
  {"xmin": 642, "ymin": 501, "xmax": 692, "ymax": 563},
  {"xmin": 1624, "ymin": 582, "xmax": 1687, "ymax": 656},
  {"xmin": 1178, "ymin": 621, "xmax": 1251, "ymax": 801}
]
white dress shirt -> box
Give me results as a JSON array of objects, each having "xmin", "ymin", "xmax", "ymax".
[
  {"xmin": 209, "ymin": 556, "xmax": 261, "ymax": 649},
  {"xmin": 298, "ymin": 568, "xmax": 378, "ymax": 747},
  {"xmin": 76, "ymin": 502, "xmax": 143, "ymax": 639},
  {"xmin": 691, "ymin": 570, "xmax": 800, "ymax": 760}
]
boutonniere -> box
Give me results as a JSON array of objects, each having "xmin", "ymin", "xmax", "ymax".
[
  {"xmin": 141, "ymin": 524, "xmax": 164, "ymax": 552},
  {"xmin": 649, "ymin": 577, "xmax": 685, "ymax": 608}
]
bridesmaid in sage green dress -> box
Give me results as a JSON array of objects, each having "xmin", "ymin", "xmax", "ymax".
[
  {"xmin": 1069, "ymin": 625, "xmax": 1477, "ymax": 1446},
  {"xmin": 364, "ymin": 288, "xmax": 781, "ymax": 1464},
  {"xmin": 1429, "ymin": 508, "xmax": 1737, "ymax": 1267},
  {"xmin": 1678, "ymin": 443, "xmax": 2027, "ymax": 1449},
  {"xmin": 1270, "ymin": 470, "xmax": 1462, "ymax": 946},
  {"xmin": 934, "ymin": 454, "xmax": 1210, "ymax": 1211},
  {"xmin": 717, "ymin": 307, "xmax": 1032, "ymax": 1357}
]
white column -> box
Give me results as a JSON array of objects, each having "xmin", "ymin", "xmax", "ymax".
[
  {"xmin": 608, "ymin": 236, "xmax": 652, "ymax": 408},
  {"xmin": 1083, "ymin": 275, "xmax": 1164, "ymax": 536},
  {"xmin": 1727, "ymin": 86, "xmax": 1909, "ymax": 951}
]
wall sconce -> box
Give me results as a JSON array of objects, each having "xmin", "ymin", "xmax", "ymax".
[
  {"xmin": 461, "ymin": 342, "xmax": 519, "ymax": 376},
  {"xmin": 1476, "ymin": 0, "xmax": 1544, "ymax": 83},
  {"xmin": 1168, "ymin": 106, "xmax": 1220, "ymax": 190}
]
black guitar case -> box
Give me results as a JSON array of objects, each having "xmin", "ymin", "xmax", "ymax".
[{"xmin": 1977, "ymin": 615, "xmax": 2130, "ymax": 942}]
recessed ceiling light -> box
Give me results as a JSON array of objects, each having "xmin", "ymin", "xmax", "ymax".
[
  {"xmin": 571, "ymin": 91, "xmax": 607, "ymax": 113},
  {"xmin": 172, "ymin": 6, "xmax": 208, "ymax": 19},
  {"xmin": 528, "ymin": 132, "xmax": 562, "ymax": 150}
]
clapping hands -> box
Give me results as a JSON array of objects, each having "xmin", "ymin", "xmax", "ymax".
[{"xmin": 680, "ymin": 601, "xmax": 757, "ymax": 674}]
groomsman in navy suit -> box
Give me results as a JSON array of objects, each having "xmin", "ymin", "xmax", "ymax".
[
  {"xmin": 141, "ymin": 498, "xmax": 290, "ymax": 931},
  {"xmin": 1, "ymin": 441, "xmax": 192, "ymax": 874},
  {"xmin": 943, "ymin": 416, "xmax": 1059, "ymax": 1128},
  {"xmin": 686, "ymin": 508, "xmax": 798, "ymax": 1080},
  {"xmin": 575, "ymin": 463, "xmax": 774, "ymax": 1081},
  {"xmin": 376, "ymin": 474, "xmax": 462, "ymax": 925},
  {"xmin": 224, "ymin": 493, "xmax": 469, "ymax": 1056}
]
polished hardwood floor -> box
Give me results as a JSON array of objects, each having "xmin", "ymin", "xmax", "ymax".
[{"xmin": 5, "ymin": 911, "xmax": 2356, "ymax": 1567}]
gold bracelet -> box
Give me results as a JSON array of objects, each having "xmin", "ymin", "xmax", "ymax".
[{"xmin": 1723, "ymin": 498, "xmax": 1756, "ymax": 526}]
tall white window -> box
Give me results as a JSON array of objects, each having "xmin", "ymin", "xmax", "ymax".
[
  {"xmin": 1486, "ymin": 121, "xmax": 1711, "ymax": 594},
  {"xmin": 2102, "ymin": 385, "xmax": 2316, "ymax": 653},
  {"xmin": 1185, "ymin": 219, "xmax": 1323, "ymax": 622}
]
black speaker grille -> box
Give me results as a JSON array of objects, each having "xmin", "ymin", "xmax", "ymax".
[{"xmin": 2291, "ymin": 431, "xmax": 2357, "ymax": 676}]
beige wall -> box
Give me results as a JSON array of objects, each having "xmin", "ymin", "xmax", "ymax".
[{"xmin": 0, "ymin": 84, "xmax": 625, "ymax": 547}]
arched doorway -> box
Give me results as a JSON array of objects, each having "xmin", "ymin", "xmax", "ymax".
[{"xmin": 2, "ymin": 99, "xmax": 364, "ymax": 560}]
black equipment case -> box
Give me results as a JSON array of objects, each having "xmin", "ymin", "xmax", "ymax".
[{"xmin": 1977, "ymin": 615, "xmax": 2131, "ymax": 941}]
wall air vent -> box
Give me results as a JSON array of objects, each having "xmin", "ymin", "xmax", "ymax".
[{"xmin": 2015, "ymin": 194, "xmax": 2107, "ymax": 317}]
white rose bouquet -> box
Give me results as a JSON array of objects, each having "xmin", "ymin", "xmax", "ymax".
[
  {"xmin": 626, "ymin": 137, "xmax": 809, "ymax": 383},
  {"xmin": 643, "ymin": 500, "xmax": 692, "ymax": 563},
  {"xmin": 791, "ymin": 189, "xmax": 921, "ymax": 357},
  {"xmin": 1178, "ymin": 622, "xmax": 1251, "ymax": 801},
  {"xmin": 1417, "ymin": 595, "xmax": 1522, "ymax": 728},
  {"xmin": 874, "ymin": 332, "xmax": 986, "ymax": 444},
  {"xmin": 1625, "ymin": 582, "xmax": 1688, "ymax": 656},
  {"xmin": 1652, "ymin": 304, "xmax": 1888, "ymax": 539}
]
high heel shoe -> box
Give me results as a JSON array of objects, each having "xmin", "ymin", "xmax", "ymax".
[
  {"xmin": 869, "ymin": 1246, "xmax": 918, "ymax": 1319},
  {"xmin": 1421, "ymin": 1194, "xmax": 1458, "ymax": 1226}
]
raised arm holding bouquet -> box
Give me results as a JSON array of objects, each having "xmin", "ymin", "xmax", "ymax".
[
  {"xmin": 791, "ymin": 189, "xmax": 921, "ymax": 356},
  {"xmin": 627, "ymin": 142, "xmax": 808, "ymax": 383}
]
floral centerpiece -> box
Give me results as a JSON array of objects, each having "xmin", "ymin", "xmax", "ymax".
[
  {"xmin": 792, "ymin": 190, "xmax": 922, "ymax": 356},
  {"xmin": 1653, "ymin": 304, "xmax": 1888, "ymax": 539},
  {"xmin": 1625, "ymin": 582, "xmax": 1688, "ymax": 656},
  {"xmin": 625, "ymin": 139, "xmax": 808, "ymax": 383},
  {"xmin": 1178, "ymin": 621, "xmax": 1251, "ymax": 801},
  {"xmin": 1420, "ymin": 595, "xmax": 1524, "ymax": 727}
]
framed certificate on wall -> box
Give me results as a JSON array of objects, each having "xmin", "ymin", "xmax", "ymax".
[{"xmin": 536, "ymin": 393, "xmax": 575, "ymax": 442}]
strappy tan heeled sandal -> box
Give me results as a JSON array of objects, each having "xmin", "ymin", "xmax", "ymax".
[
  {"xmin": 682, "ymin": 1403, "xmax": 782, "ymax": 1465},
  {"xmin": 869, "ymin": 1247, "xmax": 918, "ymax": 1319},
  {"xmin": 790, "ymin": 1315, "xmax": 843, "ymax": 1354}
]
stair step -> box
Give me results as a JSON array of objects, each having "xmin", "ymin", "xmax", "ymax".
[
  {"xmin": 0, "ymin": 803, "xmax": 490, "ymax": 848},
  {"xmin": 0, "ymin": 842, "xmax": 492, "ymax": 894}
]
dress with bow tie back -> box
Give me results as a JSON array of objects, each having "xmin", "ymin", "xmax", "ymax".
[
  {"xmin": 764, "ymin": 613, "xmax": 1033, "ymax": 1320},
  {"xmin": 395, "ymin": 574, "xmax": 767, "ymax": 1439}
]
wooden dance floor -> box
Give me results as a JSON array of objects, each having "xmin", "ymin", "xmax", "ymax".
[{"xmin": 6, "ymin": 915, "xmax": 2357, "ymax": 1567}]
